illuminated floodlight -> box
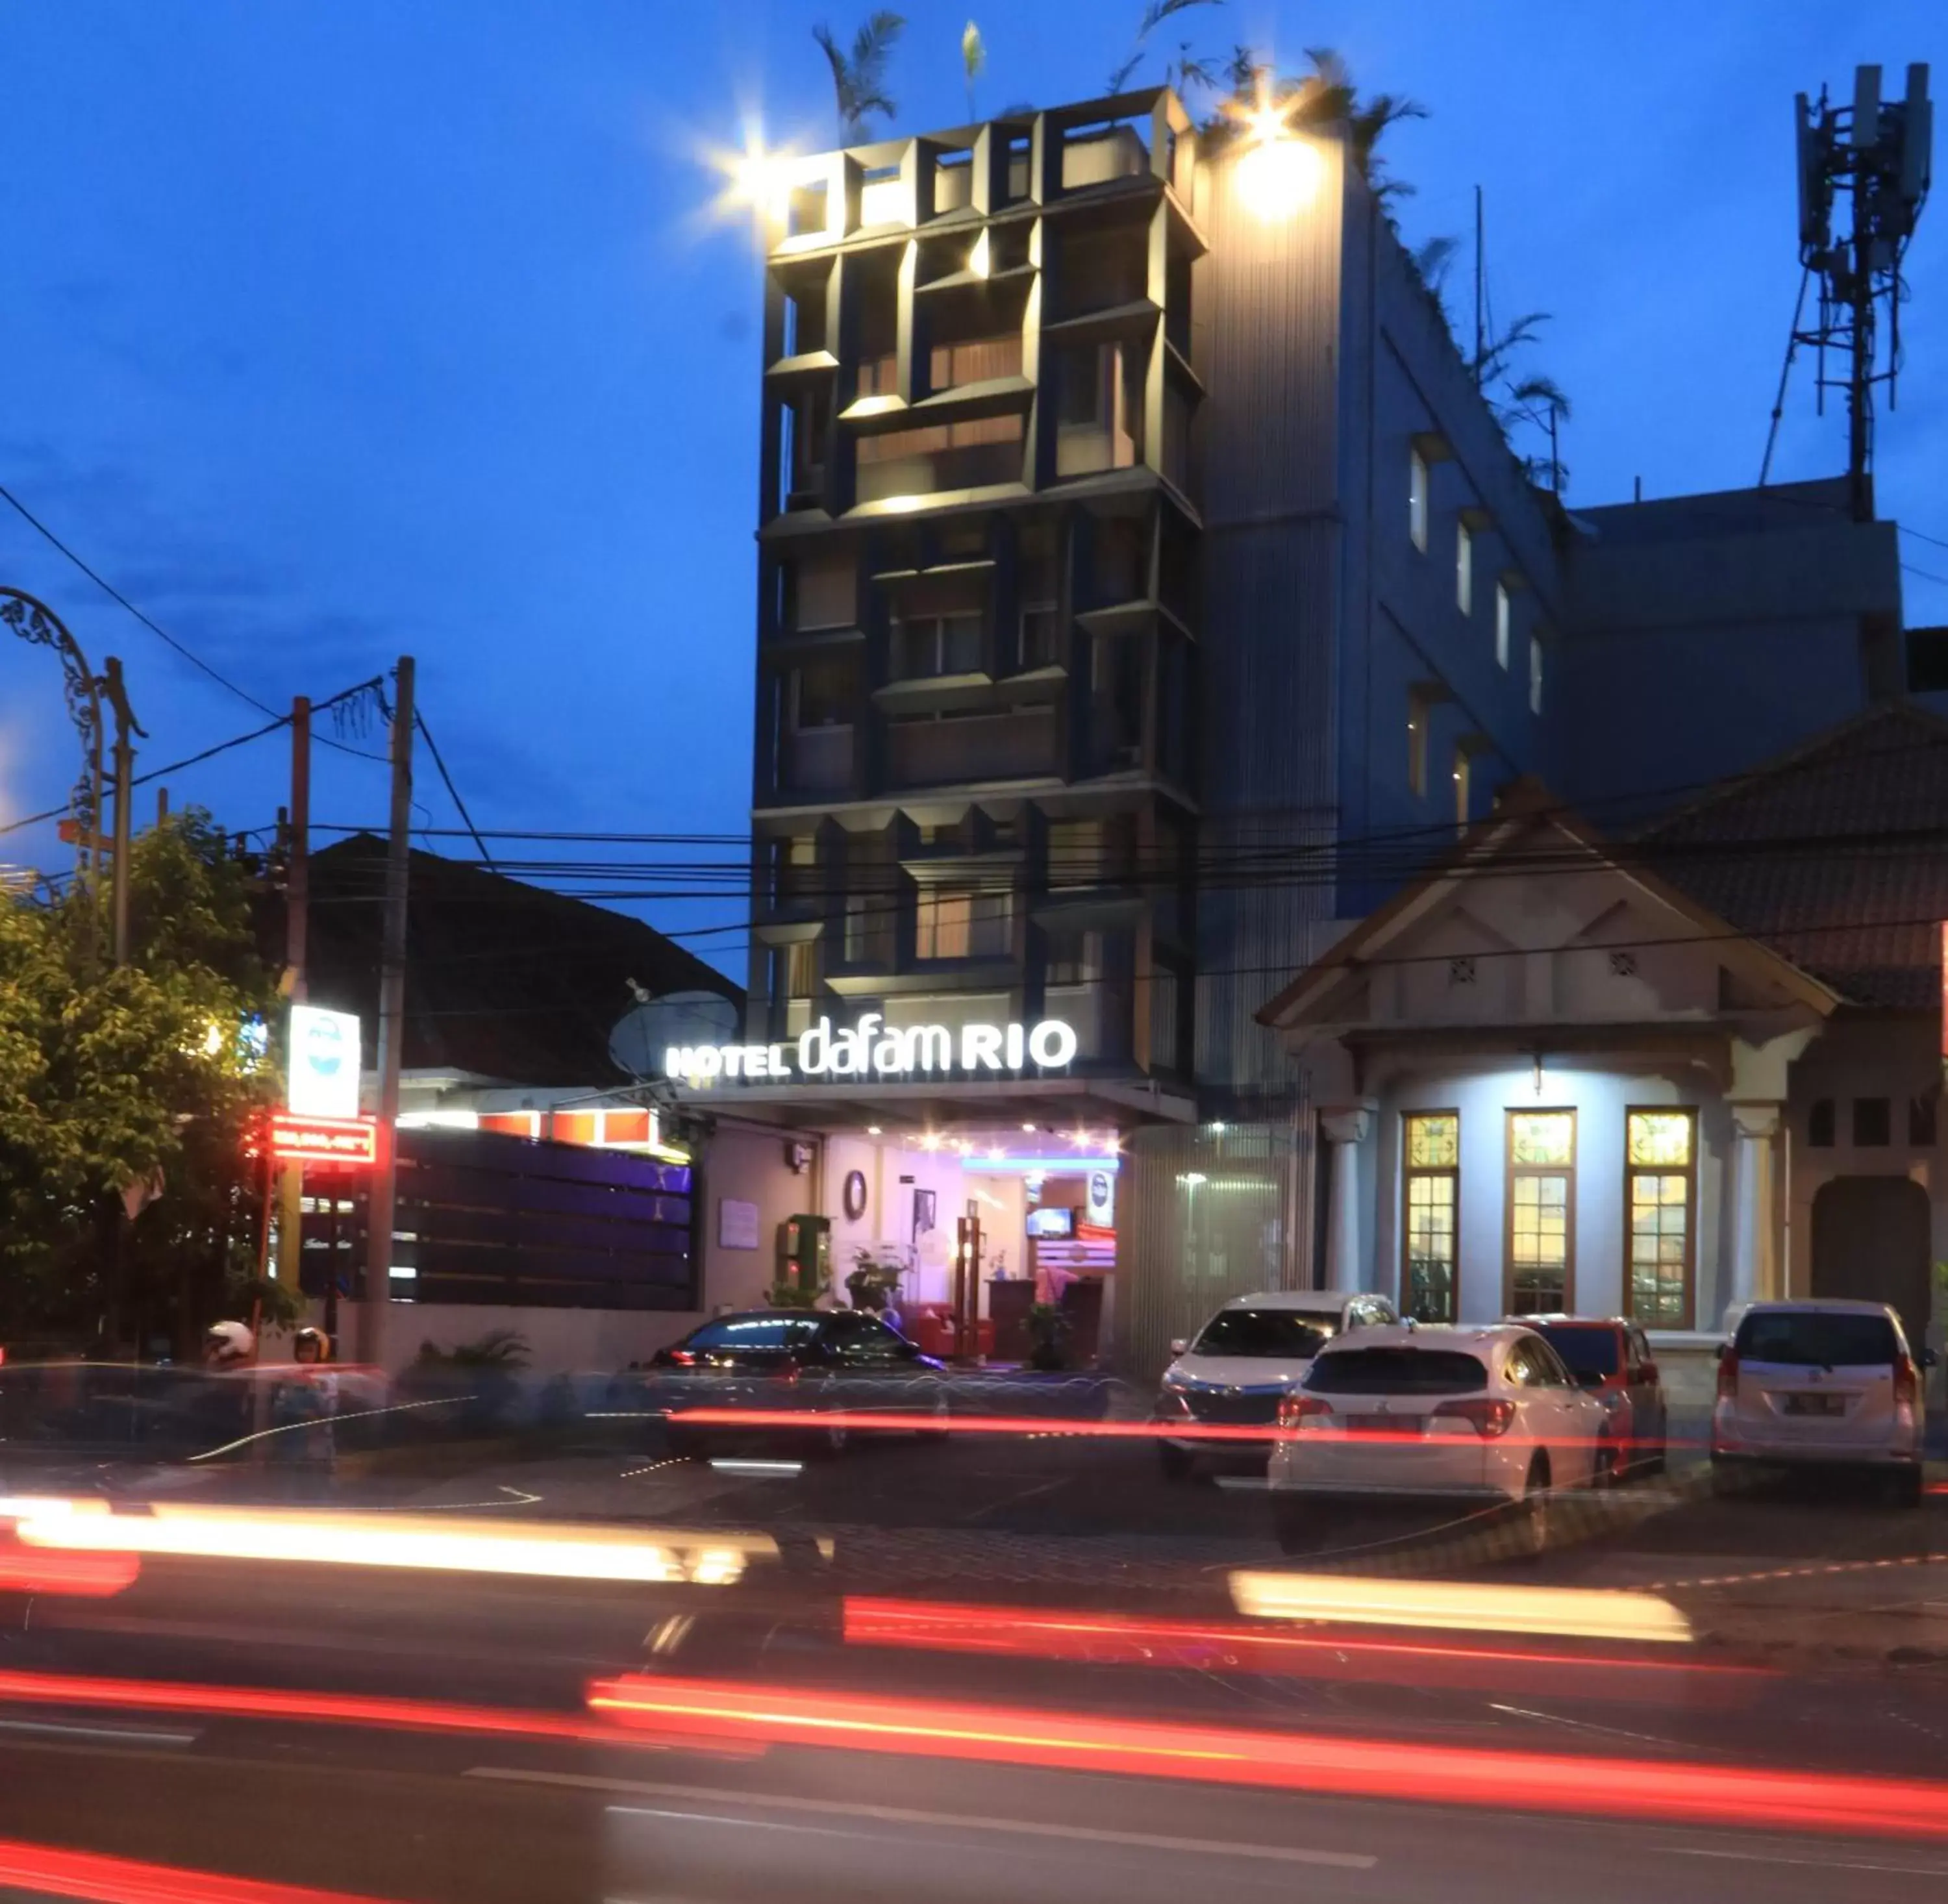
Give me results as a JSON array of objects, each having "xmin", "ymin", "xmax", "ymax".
[{"xmin": 1236, "ymin": 129, "xmax": 1322, "ymax": 221}]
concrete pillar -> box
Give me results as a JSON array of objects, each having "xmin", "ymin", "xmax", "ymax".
[
  {"xmin": 1727, "ymin": 1103, "xmax": 1781, "ymax": 1325},
  {"xmin": 1320, "ymin": 1101, "xmax": 1375, "ymax": 1292}
]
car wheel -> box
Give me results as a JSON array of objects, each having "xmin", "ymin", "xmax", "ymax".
[
  {"xmin": 1710, "ymin": 1456, "xmax": 1739, "ymax": 1499},
  {"xmin": 1890, "ymin": 1465, "xmax": 1925, "ymax": 1510},
  {"xmin": 1512, "ymin": 1459, "xmax": 1551, "ymax": 1560},
  {"xmin": 1158, "ymin": 1442, "xmax": 1195, "ymax": 1483},
  {"xmin": 1273, "ymin": 1499, "xmax": 1331, "ymax": 1555}
]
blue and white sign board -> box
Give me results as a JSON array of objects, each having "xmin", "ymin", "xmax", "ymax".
[{"xmin": 288, "ymin": 1005, "xmax": 362, "ymax": 1118}]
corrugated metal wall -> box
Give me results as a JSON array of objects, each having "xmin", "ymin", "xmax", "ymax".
[
  {"xmin": 1189, "ymin": 130, "xmax": 1350, "ymax": 1104},
  {"xmin": 1116, "ymin": 1097, "xmax": 1314, "ymax": 1378}
]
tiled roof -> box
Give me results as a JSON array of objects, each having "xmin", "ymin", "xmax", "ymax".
[{"xmin": 1636, "ymin": 703, "xmax": 1948, "ymax": 1010}]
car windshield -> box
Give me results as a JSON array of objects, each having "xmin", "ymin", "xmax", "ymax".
[
  {"xmin": 681, "ymin": 1316, "xmax": 823, "ymax": 1353},
  {"xmin": 1534, "ymin": 1328, "xmax": 1619, "ymax": 1378},
  {"xmin": 1303, "ymin": 1347, "xmax": 1488, "ymax": 1396},
  {"xmin": 1736, "ymin": 1311, "xmax": 1900, "ymax": 1367},
  {"xmin": 1192, "ymin": 1309, "xmax": 1334, "ymax": 1359}
]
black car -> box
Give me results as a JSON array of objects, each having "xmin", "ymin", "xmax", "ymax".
[{"xmin": 644, "ymin": 1309, "xmax": 949, "ymax": 1454}]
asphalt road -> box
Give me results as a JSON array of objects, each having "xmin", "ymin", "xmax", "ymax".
[{"xmin": 1, "ymin": 1430, "xmax": 1946, "ymax": 1900}]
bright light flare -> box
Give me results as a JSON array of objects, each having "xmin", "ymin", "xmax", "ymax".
[
  {"xmin": 10, "ymin": 1501, "xmax": 773, "ymax": 1586},
  {"xmin": 1230, "ymin": 1571, "xmax": 1692, "ymax": 1644},
  {"xmin": 0, "ymin": 1539, "xmax": 139, "ymax": 1599},
  {"xmin": 586, "ymin": 1672, "xmax": 1948, "ymax": 1843},
  {"xmin": 1236, "ymin": 133, "xmax": 1323, "ymax": 221}
]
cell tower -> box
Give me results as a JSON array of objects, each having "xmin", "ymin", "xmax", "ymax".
[{"xmin": 1767, "ymin": 64, "xmax": 1931, "ymax": 519}]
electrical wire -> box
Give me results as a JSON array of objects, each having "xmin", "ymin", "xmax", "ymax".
[{"xmin": 412, "ymin": 708, "xmax": 494, "ymax": 870}]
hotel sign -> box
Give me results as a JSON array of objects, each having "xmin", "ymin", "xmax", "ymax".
[
  {"xmin": 666, "ymin": 1013, "xmax": 1079, "ymax": 1086},
  {"xmin": 269, "ymin": 1112, "xmax": 381, "ymax": 1168}
]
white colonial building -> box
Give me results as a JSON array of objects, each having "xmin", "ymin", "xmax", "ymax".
[{"xmin": 1258, "ymin": 706, "xmax": 1948, "ymax": 1393}]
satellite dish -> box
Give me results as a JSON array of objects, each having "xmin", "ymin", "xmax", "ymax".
[{"xmin": 610, "ymin": 989, "xmax": 741, "ymax": 1078}]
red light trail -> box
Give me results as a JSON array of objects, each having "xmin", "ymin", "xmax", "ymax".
[
  {"xmin": 587, "ymin": 1672, "xmax": 1948, "ymax": 1842},
  {"xmin": 0, "ymin": 1834, "xmax": 401, "ymax": 1903}
]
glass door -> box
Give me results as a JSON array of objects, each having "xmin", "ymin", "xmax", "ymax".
[{"xmin": 1505, "ymin": 1110, "xmax": 1575, "ymax": 1314}]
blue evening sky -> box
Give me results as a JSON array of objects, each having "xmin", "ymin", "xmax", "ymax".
[{"xmin": 0, "ymin": 1, "xmax": 1940, "ymax": 974}]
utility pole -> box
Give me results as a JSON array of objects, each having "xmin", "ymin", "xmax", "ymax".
[
  {"xmin": 360, "ymin": 659, "xmax": 414, "ymax": 1369},
  {"xmin": 277, "ymin": 697, "xmax": 310, "ymax": 1307},
  {"xmin": 101, "ymin": 658, "xmax": 144, "ymax": 966}
]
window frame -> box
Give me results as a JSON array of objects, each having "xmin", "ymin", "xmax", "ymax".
[
  {"xmin": 1503, "ymin": 1108, "xmax": 1577, "ymax": 1316},
  {"xmin": 1401, "ymin": 1110, "xmax": 1461, "ymax": 1325},
  {"xmin": 1409, "ymin": 447, "xmax": 1430, "ymax": 553},
  {"xmin": 915, "ymin": 884, "xmax": 1012, "ymax": 960},
  {"xmin": 1406, "ymin": 689, "xmax": 1430, "ymax": 799},
  {"xmin": 1455, "ymin": 520, "xmax": 1473, "ymax": 614},
  {"xmin": 1529, "ymin": 633, "xmax": 1544, "ymax": 715},
  {"xmin": 1621, "ymin": 1106, "xmax": 1697, "ymax": 1331},
  {"xmin": 1494, "ymin": 581, "xmax": 1512, "ymax": 670}
]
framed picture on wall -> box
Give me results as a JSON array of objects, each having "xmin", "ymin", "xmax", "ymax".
[{"xmin": 912, "ymin": 1188, "xmax": 937, "ymax": 1240}]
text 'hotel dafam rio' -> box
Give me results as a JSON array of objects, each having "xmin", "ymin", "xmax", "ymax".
[{"xmin": 665, "ymin": 1013, "xmax": 1080, "ymax": 1087}]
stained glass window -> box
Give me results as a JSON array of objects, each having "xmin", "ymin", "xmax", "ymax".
[
  {"xmin": 1509, "ymin": 1112, "xmax": 1573, "ymax": 1167},
  {"xmin": 1403, "ymin": 1114, "xmax": 1459, "ymax": 1323},
  {"xmin": 1626, "ymin": 1109, "xmax": 1694, "ymax": 1327},
  {"xmin": 1506, "ymin": 1110, "xmax": 1574, "ymax": 1313}
]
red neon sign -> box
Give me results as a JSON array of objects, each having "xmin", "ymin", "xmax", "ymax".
[{"xmin": 269, "ymin": 1112, "xmax": 380, "ymax": 1168}]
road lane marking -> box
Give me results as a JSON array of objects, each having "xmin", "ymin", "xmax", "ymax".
[
  {"xmin": 0, "ymin": 1716, "xmax": 199, "ymax": 1747},
  {"xmin": 464, "ymin": 1766, "xmax": 1378, "ymax": 1869},
  {"xmin": 1670, "ymin": 1846, "xmax": 1948, "ymax": 1876}
]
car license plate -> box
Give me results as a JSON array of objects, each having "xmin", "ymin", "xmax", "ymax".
[
  {"xmin": 1782, "ymin": 1394, "xmax": 1845, "ymax": 1416},
  {"xmin": 1343, "ymin": 1414, "xmax": 1415, "ymax": 1434}
]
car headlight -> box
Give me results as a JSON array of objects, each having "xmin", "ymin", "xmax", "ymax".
[{"xmin": 1160, "ymin": 1371, "xmax": 1190, "ymax": 1392}]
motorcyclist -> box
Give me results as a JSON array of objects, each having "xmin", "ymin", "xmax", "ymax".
[
  {"xmin": 203, "ymin": 1321, "xmax": 255, "ymax": 1368},
  {"xmin": 269, "ymin": 1326, "xmax": 338, "ymax": 1499}
]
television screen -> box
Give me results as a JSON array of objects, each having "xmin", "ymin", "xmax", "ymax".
[{"xmin": 1027, "ymin": 1206, "xmax": 1076, "ymax": 1238}]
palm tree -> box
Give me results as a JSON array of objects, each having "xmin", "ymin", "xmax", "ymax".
[{"xmin": 812, "ymin": 12, "xmax": 906, "ymax": 143}]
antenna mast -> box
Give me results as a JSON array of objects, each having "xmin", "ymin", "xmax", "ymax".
[{"xmin": 1786, "ymin": 63, "xmax": 1932, "ymax": 520}]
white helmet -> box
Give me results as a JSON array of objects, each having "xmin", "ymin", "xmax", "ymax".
[{"xmin": 204, "ymin": 1320, "xmax": 255, "ymax": 1366}]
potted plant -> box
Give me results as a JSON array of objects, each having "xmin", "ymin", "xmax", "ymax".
[{"xmin": 1025, "ymin": 1301, "xmax": 1071, "ymax": 1372}]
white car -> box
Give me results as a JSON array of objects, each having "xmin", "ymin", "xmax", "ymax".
[
  {"xmin": 1266, "ymin": 1323, "xmax": 1608, "ymax": 1555},
  {"xmin": 1153, "ymin": 1290, "xmax": 1397, "ymax": 1480},
  {"xmin": 1712, "ymin": 1299, "xmax": 1929, "ymax": 1506}
]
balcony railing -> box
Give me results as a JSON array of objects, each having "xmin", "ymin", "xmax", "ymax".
[{"xmin": 887, "ymin": 708, "xmax": 1057, "ymax": 786}]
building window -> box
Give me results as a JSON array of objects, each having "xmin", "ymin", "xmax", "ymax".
[
  {"xmin": 1409, "ymin": 448, "xmax": 1429, "ymax": 553},
  {"xmin": 1910, "ymin": 1094, "xmax": 1938, "ymax": 1148},
  {"xmin": 1495, "ymin": 581, "xmax": 1512, "ymax": 670},
  {"xmin": 1045, "ymin": 928, "xmax": 1103, "ymax": 986},
  {"xmin": 892, "ymin": 611, "xmax": 983, "ymax": 681},
  {"xmin": 1506, "ymin": 1110, "xmax": 1575, "ymax": 1314},
  {"xmin": 1807, "ymin": 1098, "xmax": 1836, "ymax": 1147},
  {"xmin": 1854, "ymin": 1097, "xmax": 1892, "ymax": 1147},
  {"xmin": 1456, "ymin": 521, "xmax": 1473, "ymax": 614},
  {"xmin": 790, "ymin": 655, "xmax": 857, "ymax": 728},
  {"xmin": 1019, "ymin": 603, "xmax": 1061, "ymax": 671},
  {"xmin": 1453, "ymin": 745, "xmax": 1472, "ymax": 830},
  {"xmin": 1403, "ymin": 1112, "xmax": 1460, "ymax": 1324},
  {"xmin": 1529, "ymin": 634, "xmax": 1544, "ymax": 714},
  {"xmin": 843, "ymin": 893, "xmax": 871, "ymax": 962},
  {"xmin": 1407, "ymin": 691, "xmax": 1430, "ymax": 798},
  {"xmin": 1625, "ymin": 1109, "xmax": 1695, "ymax": 1329},
  {"xmin": 784, "ymin": 940, "xmax": 818, "ymax": 998},
  {"xmin": 916, "ymin": 886, "xmax": 1012, "ymax": 960}
]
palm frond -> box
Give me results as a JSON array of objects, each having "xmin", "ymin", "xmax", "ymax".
[
  {"xmin": 1508, "ymin": 373, "xmax": 1572, "ymax": 419},
  {"xmin": 1107, "ymin": 50, "xmax": 1144, "ymax": 91},
  {"xmin": 1141, "ymin": 0, "xmax": 1221, "ymax": 32},
  {"xmin": 1412, "ymin": 234, "xmax": 1458, "ymax": 290}
]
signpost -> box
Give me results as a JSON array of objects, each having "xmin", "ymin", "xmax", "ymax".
[{"xmin": 280, "ymin": 1003, "xmax": 376, "ymax": 1353}]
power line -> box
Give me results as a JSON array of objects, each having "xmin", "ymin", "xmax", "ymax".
[
  {"xmin": 0, "ymin": 481, "xmax": 276, "ymax": 714},
  {"xmin": 413, "ymin": 708, "xmax": 495, "ymax": 871}
]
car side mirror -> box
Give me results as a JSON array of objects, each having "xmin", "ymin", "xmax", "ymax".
[
  {"xmin": 1714, "ymin": 1342, "xmax": 1729, "ymax": 1360},
  {"xmin": 1923, "ymin": 1348, "xmax": 1940, "ymax": 1371},
  {"xmin": 1169, "ymin": 1338, "xmax": 1188, "ymax": 1357}
]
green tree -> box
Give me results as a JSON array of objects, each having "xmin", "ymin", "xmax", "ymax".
[
  {"xmin": 812, "ymin": 12, "xmax": 906, "ymax": 142},
  {"xmin": 0, "ymin": 811, "xmax": 281, "ymax": 1352}
]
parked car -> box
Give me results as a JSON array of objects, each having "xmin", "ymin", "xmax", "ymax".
[
  {"xmin": 1712, "ymin": 1299, "xmax": 1930, "ymax": 1505},
  {"xmin": 1153, "ymin": 1290, "xmax": 1398, "ymax": 1480},
  {"xmin": 643, "ymin": 1309, "xmax": 948, "ymax": 1455},
  {"xmin": 1507, "ymin": 1315, "xmax": 1667, "ymax": 1482},
  {"xmin": 1266, "ymin": 1323, "xmax": 1609, "ymax": 1555}
]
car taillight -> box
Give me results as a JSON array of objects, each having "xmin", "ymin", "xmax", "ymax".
[
  {"xmin": 668, "ymin": 1350, "xmax": 696, "ymax": 1368},
  {"xmin": 1717, "ymin": 1351, "xmax": 1740, "ymax": 1399},
  {"xmin": 1277, "ymin": 1393, "xmax": 1331, "ymax": 1429},
  {"xmin": 1430, "ymin": 1398, "xmax": 1516, "ymax": 1438},
  {"xmin": 1894, "ymin": 1355, "xmax": 1919, "ymax": 1405}
]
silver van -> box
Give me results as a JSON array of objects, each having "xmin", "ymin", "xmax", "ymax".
[{"xmin": 1711, "ymin": 1299, "xmax": 1930, "ymax": 1506}]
